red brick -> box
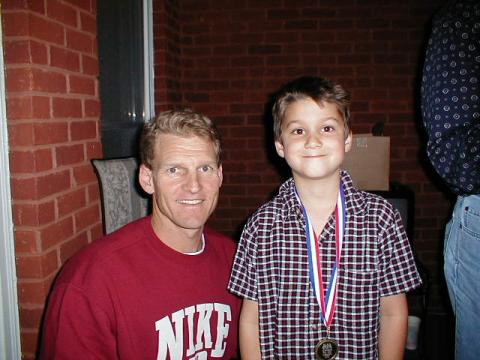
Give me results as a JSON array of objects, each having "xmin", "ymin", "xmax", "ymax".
[
  {"xmin": 80, "ymin": 12, "xmax": 96, "ymax": 33},
  {"xmin": 89, "ymin": 221, "xmax": 103, "ymax": 240},
  {"xmin": 84, "ymin": 99, "xmax": 99, "ymax": 117},
  {"xmin": 47, "ymin": 0, "xmax": 78, "ymax": 27},
  {"xmin": 82, "ymin": 54, "xmax": 98, "ymax": 76},
  {"xmin": 50, "ymin": 46, "xmax": 81, "ymax": 71},
  {"xmin": 52, "ymin": 97, "xmax": 82, "ymax": 118},
  {"xmin": 4, "ymin": 40, "xmax": 30, "ymax": 64},
  {"xmin": 16, "ymin": 249, "xmax": 58, "ymax": 278},
  {"xmin": 2, "ymin": 11, "xmax": 29, "ymax": 36},
  {"xmin": 17, "ymin": 279, "xmax": 50, "ymax": 305},
  {"xmin": 55, "ymin": 143, "xmax": 84, "ymax": 166},
  {"xmin": 31, "ymin": 68, "xmax": 67, "ymax": 93},
  {"xmin": 6, "ymin": 96, "xmax": 33, "ymax": 120},
  {"xmin": 73, "ymin": 164, "xmax": 96, "ymax": 185},
  {"xmin": 27, "ymin": 0, "xmax": 46, "ymax": 13},
  {"xmin": 13, "ymin": 201, "xmax": 55, "ymax": 226},
  {"xmin": 66, "ymin": 29, "xmax": 94, "ymax": 54},
  {"xmin": 14, "ymin": 230, "xmax": 39, "ymax": 254},
  {"xmin": 10, "ymin": 149, "xmax": 52, "ymax": 174},
  {"xmin": 32, "ymin": 96, "xmax": 51, "ymax": 119},
  {"xmin": 33, "ymin": 122, "xmax": 69, "ymax": 145},
  {"xmin": 63, "ymin": 0, "xmax": 92, "ymax": 12},
  {"xmin": 40, "ymin": 216, "xmax": 74, "ymax": 250},
  {"xmin": 10, "ymin": 150, "xmax": 34, "ymax": 173},
  {"xmin": 75, "ymin": 204, "xmax": 100, "ymax": 231},
  {"xmin": 30, "ymin": 40, "xmax": 48, "ymax": 64},
  {"xmin": 57, "ymin": 187, "xmax": 86, "ymax": 215},
  {"xmin": 37, "ymin": 170, "xmax": 71, "ymax": 198},
  {"xmin": 1, "ymin": 0, "xmax": 28, "ymax": 10},
  {"xmin": 70, "ymin": 120, "xmax": 97, "ymax": 140},
  {"xmin": 21, "ymin": 330, "xmax": 39, "ymax": 360},
  {"xmin": 5, "ymin": 68, "xmax": 33, "ymax": 92},
  {"xmin": 69, "ymin": 74, "xmax": 95, "ymax": 95},
  {"xmin": 11, "ymin": 177, "xmax": 37, "ymax": 200},
  {"xmin": 86, "ymin": 141, "xmax": 103, "ymax": 158},
  {"xmin": 60, "ymin": 232, "xmax": 89, "ymax": 263},
  {"xmin": 34, "ymin": 148, "xmax": 54, "ymax": 171},
  {"xmin": 19, "ymin": 307, "xmax": 43, "ymax": 328},
  {"xmin": 29, "ymin": 13, "xmax": 65, "ymax": 45}
]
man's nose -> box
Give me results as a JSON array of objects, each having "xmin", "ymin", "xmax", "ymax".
[{"xmin": 184, "ymin": 171, "xmax": 201, "ymax": 193}]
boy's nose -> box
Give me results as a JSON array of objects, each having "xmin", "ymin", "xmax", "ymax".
[{"xmin": 305, "ymin": 133, "xmax": 322, "ymax": 148}]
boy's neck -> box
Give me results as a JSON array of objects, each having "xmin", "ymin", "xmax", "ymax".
[{"xmin": 294, "ymin": 171, "xmax": 342, "ymax": 234}]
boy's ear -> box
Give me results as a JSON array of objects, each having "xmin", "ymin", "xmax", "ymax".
[
  {"xmin": 139, "ymin": 164, "xmax": 155, "ymax": 195},
  {"xmin": 274, "ymin": 139, "xmax": 285, "ymax": 158},
  {"xmin": 344, "ymin": 131, "xmax": 353, "ymax": 153}
]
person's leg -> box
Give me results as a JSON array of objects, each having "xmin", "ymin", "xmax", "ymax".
[{"xmin": 445, "ymin": 195, "xmax": 480, "ymax": 360}]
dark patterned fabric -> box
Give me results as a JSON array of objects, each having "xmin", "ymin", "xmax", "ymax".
[
  {"xmin": 228, "ymin": 171, "xmax": 422, "ymax": 359},
  {"xmin": 421, "ymin": 0, "xmax": 480, "ymax": 195}
]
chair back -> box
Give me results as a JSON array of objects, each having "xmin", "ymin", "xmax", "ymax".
[{"xmin": 92, "ymin": 157, "xmax": 149, "ymax": 234}]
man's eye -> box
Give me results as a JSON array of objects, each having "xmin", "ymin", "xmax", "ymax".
[
  {"xmin": 200, "ymin": 165, "xmax": 213, "ymax": 172},
  {"xmin": 167, "ymin": 167, "xmax": 178, "ymax": 174}
]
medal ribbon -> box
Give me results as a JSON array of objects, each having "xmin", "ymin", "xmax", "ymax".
[{"xmin": 298, "ymin": 185, "xmax": 346, "ymax": 329}]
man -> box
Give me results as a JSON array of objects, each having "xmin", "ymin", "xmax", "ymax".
[
  {"xmin": 421, "ymin": 1, "xmax": 479, "ymax": 358},
  {"xmin": 41, "ymin": 109, "xmax": 241, "ymax": 359}
]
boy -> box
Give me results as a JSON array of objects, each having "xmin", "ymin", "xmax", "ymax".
[{"xmin": 228, "ymin": 76, "xmax": 422, "ymax": 359}]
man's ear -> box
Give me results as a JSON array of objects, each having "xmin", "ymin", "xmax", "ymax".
[
  {"xmin": 139, "ymin": 164, "xmax": 154, "ymax": 195},
  {"xmin": 274, "ymin": 139, "xmax": 285, "ymax": 158},
  {"xmin": 218, "ymin": 164, "xmax": 223, "ymax": 187},
  {"xmin": 344, "ymin": 131, "xmax": 353, "ymax": 153}
]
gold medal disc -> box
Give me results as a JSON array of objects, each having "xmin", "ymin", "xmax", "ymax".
[{"xmin": 315, "ymin": 338, "xmax": 339, "ymax": 360}]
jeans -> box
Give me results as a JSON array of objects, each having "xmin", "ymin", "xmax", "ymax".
[{"xmin": 444, "ymin": 194, "xmax": 480, "ymax": 360}]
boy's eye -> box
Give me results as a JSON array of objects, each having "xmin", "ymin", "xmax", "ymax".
[
  {"xmin": 323, "ymin": 125, "xmax": 335, "ymax": 132},
  {"xmin": 292, "ymin": 128, "xmax": 305, "ymax": 135}
]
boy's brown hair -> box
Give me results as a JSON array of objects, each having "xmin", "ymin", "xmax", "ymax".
[{"xmin": 272, "ymin": 76, "xmax": 351, "ymax": 140}]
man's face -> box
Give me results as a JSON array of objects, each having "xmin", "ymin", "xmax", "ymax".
[
  {"xmin": 275, "ymin": 98, "xmax": 351, "ymax": 183},
  {"xmin": 139, "ymin": 133, "xmax": 223, "ymax": 234}
]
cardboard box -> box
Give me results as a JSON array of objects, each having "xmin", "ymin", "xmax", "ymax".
[{"xmin": 342, "ymin": 134, "xmax": 390, "ymax": 191}]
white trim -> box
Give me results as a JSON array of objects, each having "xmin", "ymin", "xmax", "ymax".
[
  {"xmin": 143, "ymin": 0, "xmax": 155, "ymax": 122},
  {"xmin": 0, "ymin": 11, "xmax": 22, "ymax": 360}
]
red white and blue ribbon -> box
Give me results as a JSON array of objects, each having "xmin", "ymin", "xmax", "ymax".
[{"xmin": 297, "ymin": 185, "xmax": 346, "ymax": 329}]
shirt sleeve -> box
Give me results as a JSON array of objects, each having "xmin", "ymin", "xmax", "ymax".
[
  {"xmin": 378, "ymin": 208, "xmax": 422, "ymax": 297},
  {"xmin": 228, "ymin": 220, "xmax": 258, "ymax": 301},
  {"xmin": 421, "ymin": 0, "xmax": 480, "ymax": 195},
  {"xmin": 40, "ymin": 282, "xmax": 117, "ymax": 360}
]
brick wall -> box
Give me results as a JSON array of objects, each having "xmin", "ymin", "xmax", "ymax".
[
  {"xmin": 153, "ymin": 0, "xmax": 182, "ymax": 111},
  {"xmin": 2, "ymin": 0, "xmax": 102, "ymax": 358},
  {"xmin": 153, "ymin": 0, "xmax": 452, "ymax": 312}
]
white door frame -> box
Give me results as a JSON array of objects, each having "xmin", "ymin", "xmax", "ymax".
[{"xmin": 0, "ymin": 10, "xmax": 22, "ymax": 360}]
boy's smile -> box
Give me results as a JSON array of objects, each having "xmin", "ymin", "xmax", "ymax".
[{"xmin": 275, "ymin": 98, "xmax": 352, "ymax": 183}]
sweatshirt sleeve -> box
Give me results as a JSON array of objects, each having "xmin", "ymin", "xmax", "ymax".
[{"xmin": 40, "ymin": 283, "xmax": 118, "ymax": 360}]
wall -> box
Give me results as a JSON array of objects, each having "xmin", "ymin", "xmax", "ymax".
[
  {"xmin": 2, "ymin": 0, "xmax": 102, "ymax": 358},
  {"xmin": 154, "ymin": 0, "xmax": 452, "ymax": 312}
]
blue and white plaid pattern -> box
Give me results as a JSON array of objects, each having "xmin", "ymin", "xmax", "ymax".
[{"xmin": 228, "ymin": 171, "xmax": 422, "ymax": 359}]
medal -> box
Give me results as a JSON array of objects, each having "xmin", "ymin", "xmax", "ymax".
[
  {"xmin": 297, "ymin": 184, "xmax": 346, "ymax": 359},
  {"xmin": 315, "ymin": 338, "xmax": 339, "ymax": 360}
]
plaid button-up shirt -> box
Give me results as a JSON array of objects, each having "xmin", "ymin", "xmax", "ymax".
[{"xmin": 228, "ymin": 171, "xmax": 422, "ymax": 359}]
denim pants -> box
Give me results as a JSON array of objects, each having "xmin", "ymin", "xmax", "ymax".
[{"xmin": 444, "ymin": 194, "xmax": 480, "ymax": 360}]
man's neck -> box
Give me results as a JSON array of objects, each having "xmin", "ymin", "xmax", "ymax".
[{"xmin": 150, "ymin": 216, "xmax": 204, "ymax": 254}]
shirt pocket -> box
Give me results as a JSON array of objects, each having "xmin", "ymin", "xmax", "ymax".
[{"xmin": 335, "ymin": 268, "xmax": 380, "ymax": 333}]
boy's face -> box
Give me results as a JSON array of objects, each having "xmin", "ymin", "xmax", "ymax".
[{"xmin": 275, "ymin": 98, "xmax": 352, "ymax": 183}]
